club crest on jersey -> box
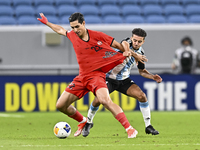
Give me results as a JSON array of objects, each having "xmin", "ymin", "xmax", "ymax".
[{"xmin": 97, "ymin": 41, "xmax": 102, "ymax": 45}]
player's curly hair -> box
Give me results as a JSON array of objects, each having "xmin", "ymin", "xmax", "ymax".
[
  {"xmin": 69, "ymin": 12, "xmax": 85, "ymax": 24},
  {"xmin": 132, "ymin": 28, "xmax": 147, "ymax": 39}
]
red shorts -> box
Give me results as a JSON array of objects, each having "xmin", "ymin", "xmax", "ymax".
[{"xmin": 65, "ymin": 70, "xmax": 108, "ymax": 99}]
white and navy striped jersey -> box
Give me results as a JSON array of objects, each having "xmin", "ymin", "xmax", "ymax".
[{"xmin": 106, "ymin": 37, "xmax": 145, "ymax": 80}]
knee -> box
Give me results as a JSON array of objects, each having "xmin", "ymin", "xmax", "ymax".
[
  {"xmin": 98, "ymin": 96, "xmax": 112, "ymax": 107},
  {"xmin": 56, "ymin": 100, "xmax": 63, "ymax": 111},
  {"xmin": 137, "ymin": 92, "xmax": 147, "ymax": 102},
  {"xmin": 93, "ymin": 97, "xmax": 101, "ymax": 107},
  {"xmin": 56, "ymin": 97, "xmax": 67, "ymax": 111}
]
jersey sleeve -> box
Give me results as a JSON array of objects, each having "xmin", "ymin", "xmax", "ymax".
[
  {"xmin": 121, "ymin": 37, "xmax": 132, "ymax": 48},
  {"xmin": 66, "ymin": 30, "xmax": 73, "ymax": 39},
  {"xmin": 137, "ymin": 47, "xmax": 145, "ymax": 69},
  {"xmin": 137, "ymin": 62, "xmax": 145, "ymax": 69},
  {"xmin": 65, "ymin": 31, "xmax": 68, "ymax": 37},
  {"xmin": 99, "ymin": 31, "xmax": 114, "ymax": 46}
]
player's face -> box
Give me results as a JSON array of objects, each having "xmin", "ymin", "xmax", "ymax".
[
  {"xmin": 70, "ymin": 20, "xmax": 86, "ymax": 38},
  {"xmin": 183, "ymin": 40, "xmax": 190, "ymax": 46},
  {"xmin": 131, "ymin": 34, "xmax": 145, "ymax": 50}
]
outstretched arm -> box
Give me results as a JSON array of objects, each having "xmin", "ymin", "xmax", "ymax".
[
  {"xmin": 139, "ymin": 69, "xmax": 162, "ymax": 83},
  {"xmin": 37, "ymin": 13, "xmax": 67, "ymax": 36},
  {"xmin": 111, "ymin": 40, "xmax": 148, "ymax": 63}
]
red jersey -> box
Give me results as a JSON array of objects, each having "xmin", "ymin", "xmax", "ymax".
[{"xmin": 66, "ymin": 29, "xmax": 125, "ymax": 75}]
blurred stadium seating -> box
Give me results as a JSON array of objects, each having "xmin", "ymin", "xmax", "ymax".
[
  {"xmin": 55, "ymin": 0, "xmax": 75, "ymax": 7},
  {"xmin": 101, "ymin": 5, "xmax": 121, "ymax": 17},
  {"xmin": 0, "ymin": 6, "xmax": 14, "ymax": 17},
  {"xmin": 146, "ymin": 15, "xmax": 166, "ymax": 23},
  {"xmin": 189, "ymin": 15, "xmax": 200, "ymax": 23},
  {"xmin": 84, "ymin": 15, "xmax": 102, "ymax": 24},
  {"xmin": 122, "ymin": 5, "xmax": 142, "ymax": 17},
  {"xmin": 103, "ymin": 15, "xmax": 123, "ymax": 23},
  {"xmin": 58, "ymin": 5, "xmax": 77, "ymax": 18},
  {"xmin": 124, "ymin": 15, "xmax": 145, "ymax": 23},
  {"xmin": 0, "ymin": 16, "xmax": 16, "ymax": 25},
  {"xmin": 0, "ymin": 0, "xmax": 12, "ymax": 6},
  {"xmin": 17, "ymin": 16, "xmax": 39, "ymax": 25},
  {"xmin": 143, "ymin": 5, "xmax": 163, "ymax": 17},
  {"xmin": 79, "ymin": 5, "xmax": 99, "ymax": 17},
  {"xmin": 139, "ymin": 0, "xmax": 160, "ymax": 6},
  {"xmin": 118, "ymin": 0, "xmax": 138, "ymax": 6},
  {"xmin": 76, "ymin": 0, "xmax": 96, "ymax": 6},
  {"xmin": 12, "ymin": 0, "xmax": 33, "ymax": 7},
  {"xmin": 15, "ymin": 5, "xmax": 36, "ymax": 18},
  {"xmin": 167, "ymin": 15, "xmax": 188, "ymax": 23},
  {"xmin": 0, "ymin": 0, "xmax": 200, "ymax": 25},
  {"xmin": 34, "ymin": 0, "xmax": 55, "ymax": 7},
  {"xmin": 160, "ymin": 0, "xmax": 180, "ymax": 6},
  {"xmin": 164, "ymin": 5, "xmax": 184, "ymax": 16},
  {"xmin": 182, "ymin": 0, "xmax": 200, "ymax": 6}
]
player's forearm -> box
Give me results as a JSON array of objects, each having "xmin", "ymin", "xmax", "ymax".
[
  {"xmin": 111, "ymin": 40, "xmax": 125, "ymax": 52},
  {"xmin": 46, "ymin": 22, "xmax": 67, "ymax": 36},
  {"xmin": 121, "ymin": 41, "xmax": 130, "ymax": 52},
  {"xmin": 121, "ymin": 41, "xmax": 140, "ymax": 58},
  {"xmin": 130, "ymin": 50, "xmax": 139, "ymax": 58},
  {"xmin": 139, "ymin": 69, "xmax": 154, "ymax": 80}
]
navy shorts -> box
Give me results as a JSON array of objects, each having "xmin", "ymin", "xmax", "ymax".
[{"xmin": 106, "ymin": 77, "xmax": 135, "ymax": 95}]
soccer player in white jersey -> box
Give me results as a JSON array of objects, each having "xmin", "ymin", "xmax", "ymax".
[{"xmin": 82, "ymin": 28, "xmax": 162, "ymax": 137}]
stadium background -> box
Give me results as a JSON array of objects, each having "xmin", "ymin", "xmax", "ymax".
[{"xmin": 0, "ymin": 0, "xmax": 200, "ymax": 112}]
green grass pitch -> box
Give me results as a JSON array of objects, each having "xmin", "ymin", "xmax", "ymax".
[{"xmin": 0, "ymin": 111, "xmax": 199, "ymax": 150}]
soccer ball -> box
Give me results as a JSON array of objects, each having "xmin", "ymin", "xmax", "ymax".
[{"xmin": 53, "ymin": 122, "xmax": 71, "ymax": 138}]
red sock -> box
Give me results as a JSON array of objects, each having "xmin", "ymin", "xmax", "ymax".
[
  {"xmin": 115, "ymin": 112, "xmax": 131, "ymax": 129},
  {"xmin": 68, "ymin": 110, "xmax": 84, "ymax": 123}
]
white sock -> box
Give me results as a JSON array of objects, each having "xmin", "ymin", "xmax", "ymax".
[
  {"xmin": 139, "ymin": 101, "xmax": 151, "ymax": 127},
  {"xmin": 87, "ymin": 102, "xmax": 99, "ymax": 123},
  {"xmin": 125, "ymin": 126, "xmax": 133, "ymax": 132},
  {"xmin": 79, "ymin": 117, "xmax": 87, "ymax": 123}
]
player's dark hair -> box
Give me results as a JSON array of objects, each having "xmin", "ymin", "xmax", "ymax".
[
  {"xmin": 181, "ymin": 36, "xmax": 193, "ymax": 46},
  {"xmin": 68, "ymin": 12, "xmax": 85, "ymax": 24},
  {"xmin": 132, "ymin": 28, "xmax": 147, "ymax": 39}
]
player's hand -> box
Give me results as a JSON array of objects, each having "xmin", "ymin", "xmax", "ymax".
[
  {"xmin": 123, "ymin": 51, "xmax": 131, "ymax": 57},
  {"xmin": 37, "ymin": 13, "xmax": 48, "ymax": 24},
  {"xmin": 153, "ymin": 74, "xmax": 162, "ymax": 83},
  {"xmin": 171, "ymin": 63, "xmax": 176, "ymax": 70},
  {"xmin": 134, "ymin": 52, "xmax": 148, "ymax": 64}
]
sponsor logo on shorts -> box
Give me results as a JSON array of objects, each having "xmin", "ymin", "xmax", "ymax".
[{"xmin": 68, "ymin": 83, "xmax": 75, "ymax": 90}]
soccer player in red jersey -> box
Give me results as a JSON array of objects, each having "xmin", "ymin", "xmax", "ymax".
[{"xmin": 37, "ymin": 12, "xmax": 147, "ymax": 138}]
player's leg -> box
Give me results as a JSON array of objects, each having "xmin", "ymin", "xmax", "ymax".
[
  {"xmin": 86, "ymin": 78, "xmax": 115, "ymax": 123},
  {"xmin": 83, "ymin": 78, "xmax": 117, "ymax": 137},
  {"xmin": 82, "ymin": 97, "xmax": 100, "ymax": 137},
  {"xmin": 126, "ymin": 83, "xmax": 159, "ymax": 135},
  {"xmin": 56, "ymin": 91, "xmax": 79, "ymax": 116},
  {"xmin": 56, "ymin": 76, "xmax": 89, "ymax": 137},
  {"xmin": 84, "ymin": 71, "xmax": 137, "ymax": 138},
  {"xmin": 87, "ymin": 97, "xmax": 100, "ymax": 123},
  {"xmin": 96, "ymin": 88, "xmax": 138, "ymax": 138},
  {"xmin": 56, "ymin": 91, "xmax": 88, "ymax": 137}
]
